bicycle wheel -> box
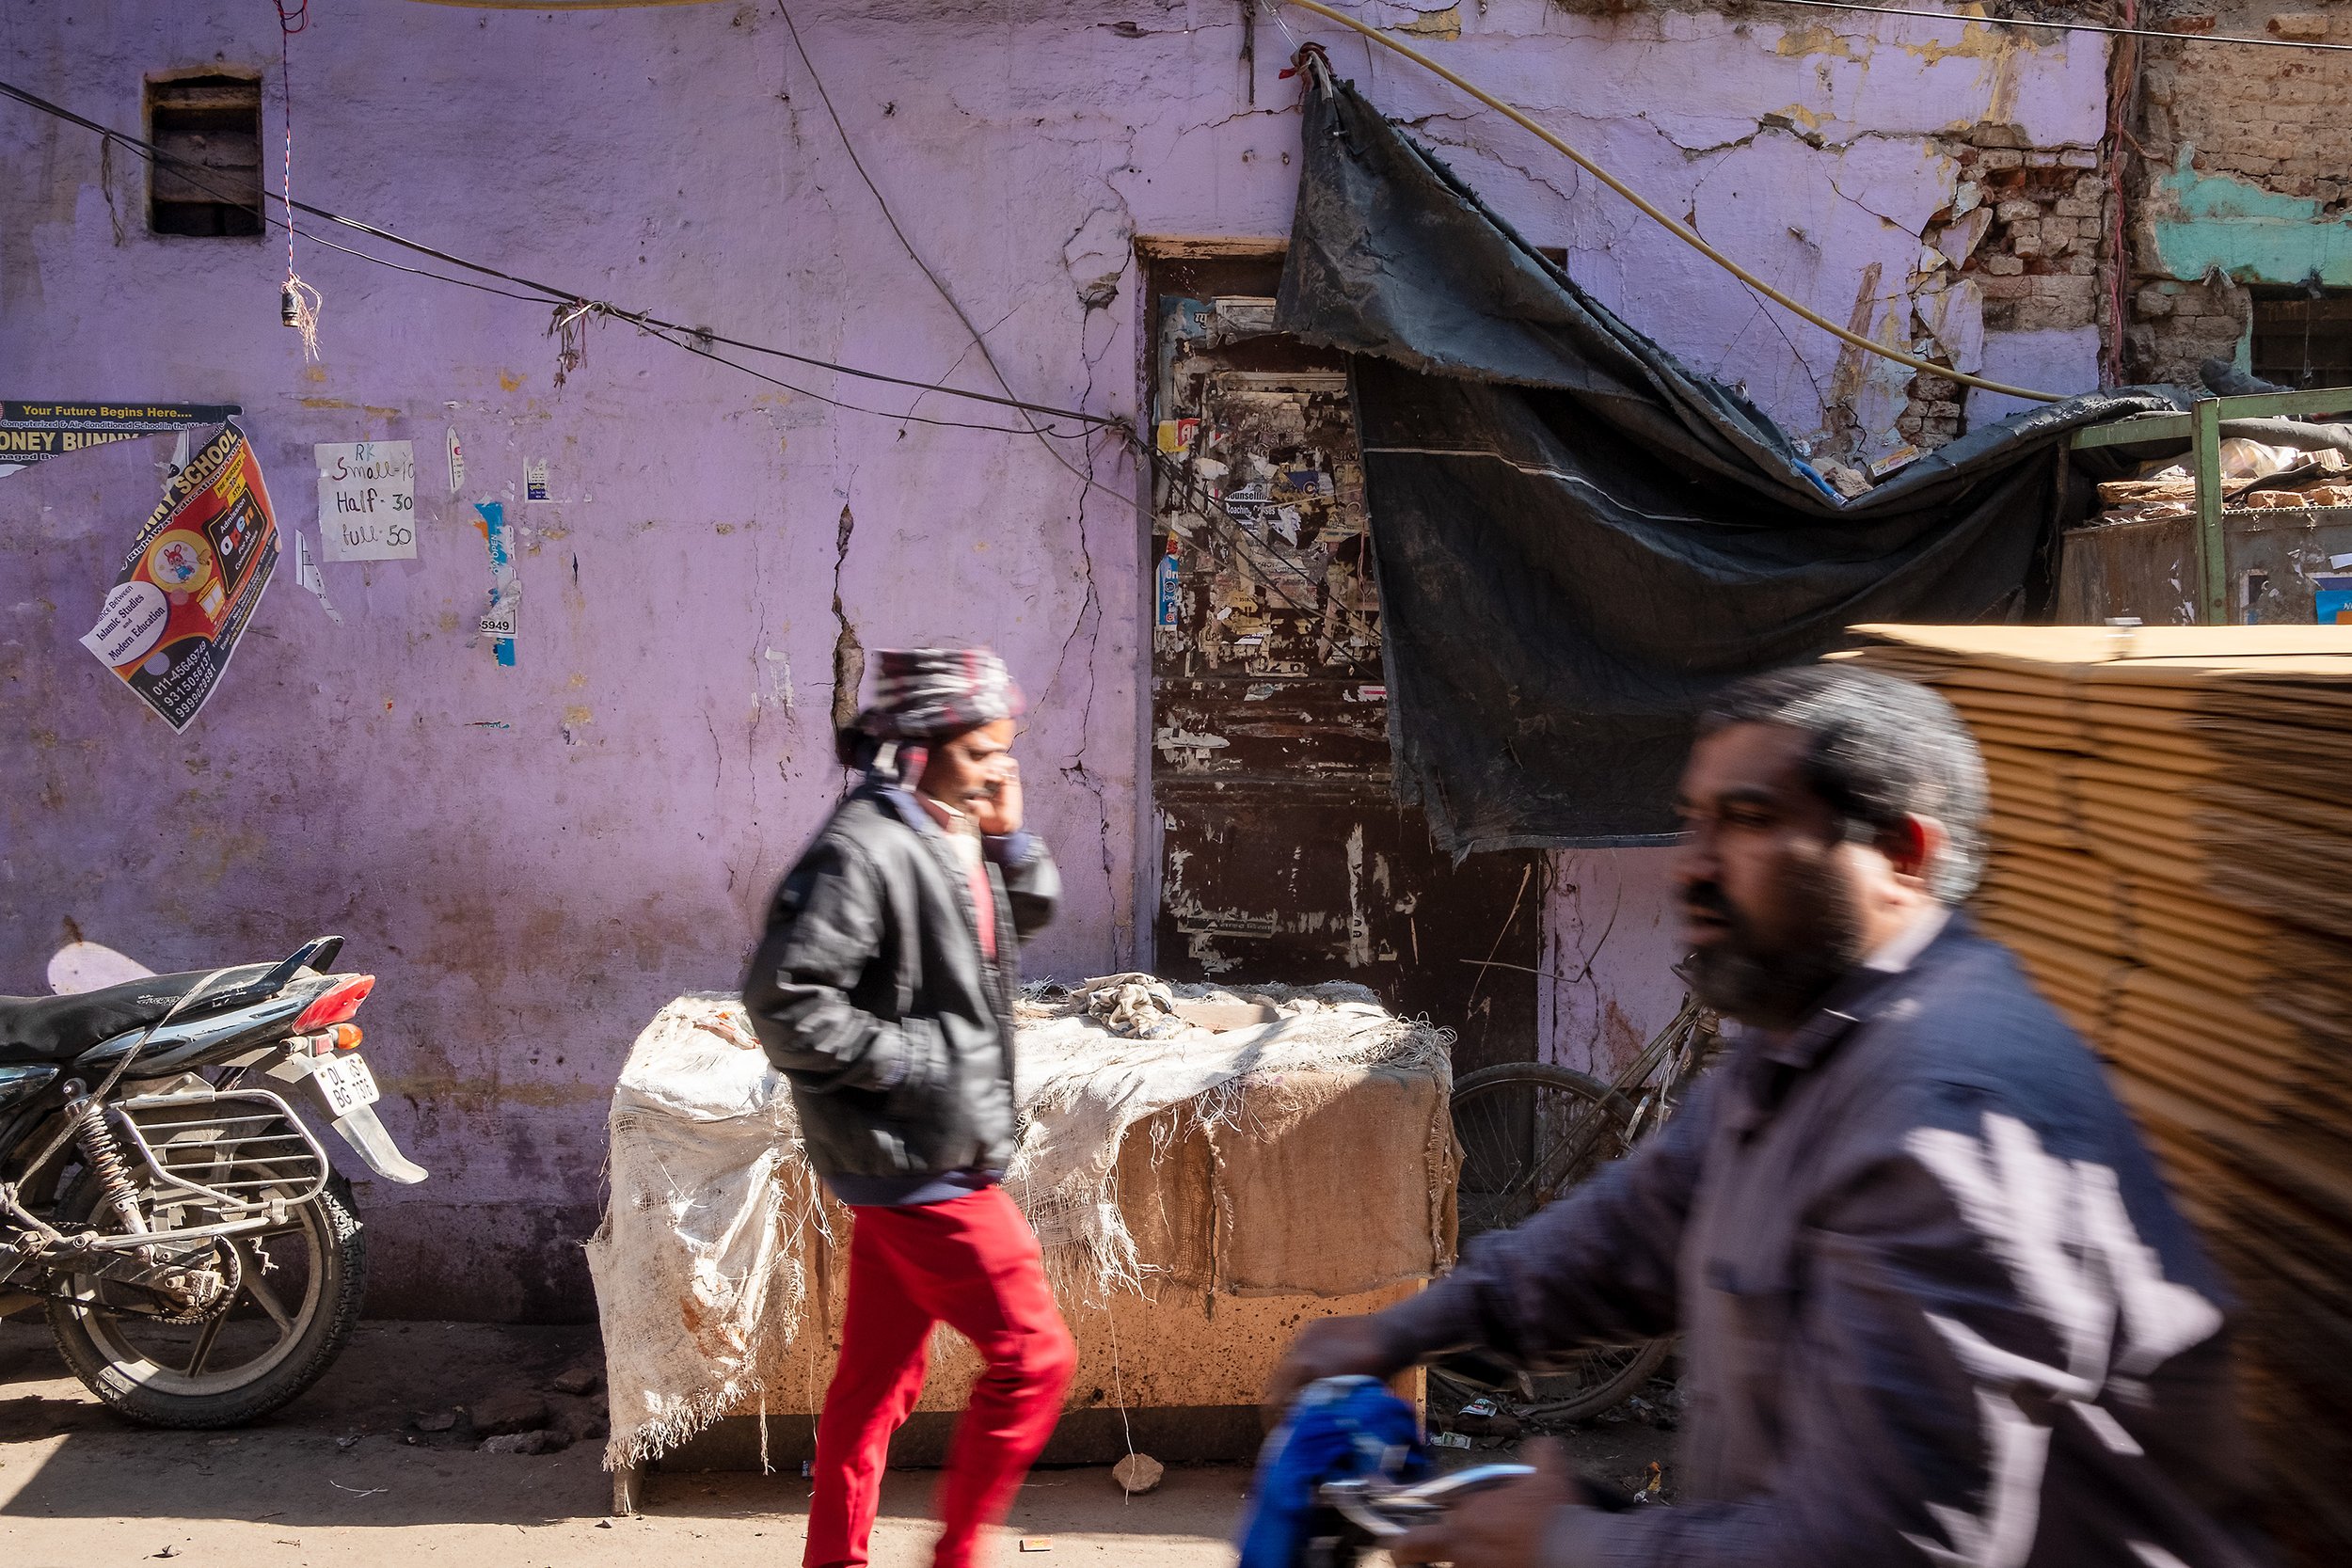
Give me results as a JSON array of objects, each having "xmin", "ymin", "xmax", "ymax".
[
  {"xmin": 1450, "ymin": 1061, "xmax": 1634, "ymax": 1238},
  {"xmin": 1445, "ymin": 1061, "xmax": 1669, "ymax": 1423}
]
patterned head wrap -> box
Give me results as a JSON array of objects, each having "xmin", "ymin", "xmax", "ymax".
[{"xmin": 855, "ymin": 647, "xmax": 1025, "ymax": 740}]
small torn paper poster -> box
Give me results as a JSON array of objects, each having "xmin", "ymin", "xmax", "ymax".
[
  {"xmin": 81, "ymin": 421, "xmax": 278, "ymax": 732},
  {"xmin": 316, "ymin": 440, "xmax": 417, "ymax": 562},
  {"xmin": 2, "ymin": 401, "xmax": 241, "ymax": 478},
  {"xmin": 524, "ymin": 457, "xmax": 551, "ymax": 502},
  {"xmin": 294, "ymin": 531, "xmax": 343, "ymax": 624},
  {"xmin": 474, "ymin": 500, "xmax": 518, "ymax": 665},
  {"xmin": 446, "ymin": 425, "xmax": 465, "ymax": 494}
]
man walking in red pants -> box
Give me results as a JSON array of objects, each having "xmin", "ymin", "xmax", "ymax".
[{"xmin": 745, "ymin": 648, "xmax": 1074, "ymax": 1568}]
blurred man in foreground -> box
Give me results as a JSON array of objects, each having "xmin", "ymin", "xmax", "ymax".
[
  {"xmin": 745, "ymin": 648, "xmax": 1072, "ymax": 1568},
  {"xmin": 1271, "ymin": 664, "xmax": 2266, "ymax": 1567}
]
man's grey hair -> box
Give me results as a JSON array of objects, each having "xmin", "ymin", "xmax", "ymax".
[{"xmin": 1695, "ymin": 663, "xmax": 1989, "ymax": 903}]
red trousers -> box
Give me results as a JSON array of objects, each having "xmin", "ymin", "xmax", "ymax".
[{"xmin": 804, "ymin": 1186, "xmax": 1076, "ymax": 1568}]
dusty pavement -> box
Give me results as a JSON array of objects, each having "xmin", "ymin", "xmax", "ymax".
[{"xmin": 0, "ymin": 1320, "xmax": 1676, "ymax": 1566}]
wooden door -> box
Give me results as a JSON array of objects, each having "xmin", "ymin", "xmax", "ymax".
[{"xmin": 1143, "ymin": 252, "xmax": 1539, "ymax": 1074}]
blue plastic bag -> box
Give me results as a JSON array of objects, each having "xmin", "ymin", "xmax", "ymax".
[{"xmin": 1234, "ymin": 1375, "xmax": 1430, "ymax": 1568}]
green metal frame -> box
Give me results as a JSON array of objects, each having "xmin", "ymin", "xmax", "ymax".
[{"xmin": 2071, "ymin": 388, "xmax": 2352, "ymax": 625}]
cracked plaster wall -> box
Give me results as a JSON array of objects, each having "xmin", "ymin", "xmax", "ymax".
[
  {"xmin": 0, "ymin": 0, "xmax": 2105, "ymax": 1313},
  {"xmin": 1359, "ymin": 0, "xmax": 2111, "ymax": 458}
]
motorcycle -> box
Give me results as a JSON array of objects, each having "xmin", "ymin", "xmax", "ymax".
[
  {"xmin": 1311, "ymin": 1464, "xmax": 1538, "ymax": 1566},
  {"xmin": 0, "ymin": 935, "xmax": 426, "ymax": 1427}
]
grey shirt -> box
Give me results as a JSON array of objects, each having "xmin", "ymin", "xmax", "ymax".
[{"xmin": 1381, "ymin": 919, "xmax": 2268, "ymax": 1567}]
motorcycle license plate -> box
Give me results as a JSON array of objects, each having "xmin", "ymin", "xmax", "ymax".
[{"xmin": 311, "ymin": 1053, "xmax": 381, "ymax": 1117}]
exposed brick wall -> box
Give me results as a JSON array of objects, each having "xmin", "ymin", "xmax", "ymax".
[
  {"xmin": 1896, "ymin": 133, "xmax": 2112, "ymax": 451},
  {"xmin": 1966, "ymin": 146, "xmax": 2108, "ymax": 336},
  {"xmin": 2142, "ymin": 7, "xmax": 2352, "ymax": 205},
  {"xmin": 2124, "ymin": 2, "xmax": 2352, "ymax": 383},
  {"xmin": 2126, "ymin": 274, "xmax": 2252, "ymax": 386}
]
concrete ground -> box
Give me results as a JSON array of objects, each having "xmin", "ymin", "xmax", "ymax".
[{"xmin": 0, "ymin": 1321, "xmax": 1676, "ymax": 1566}]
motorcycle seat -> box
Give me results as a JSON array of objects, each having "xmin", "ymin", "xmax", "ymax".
[{"xmin": 0, "ymin": 967, "xmax": 264, "ymax": 1065}]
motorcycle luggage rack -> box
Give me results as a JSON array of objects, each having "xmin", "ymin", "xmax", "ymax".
[{"xmin": 112, "ymin": 1087, "xmax": 330, "ymax": 1219}]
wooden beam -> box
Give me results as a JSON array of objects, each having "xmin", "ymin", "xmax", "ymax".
[
  {"xmin": 2194, "ymin": 396, "xmax": 2226, "ymax": 626},
  {"xmin": 1133, "ymin": 235, "xmax": 1288, "ymax": 261}
]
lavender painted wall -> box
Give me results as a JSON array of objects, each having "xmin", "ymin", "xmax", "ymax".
[
  {"xmin": 1, "ymin": 1, "xmax": 2103, "ymax": 1318},
  {"xmin": 1538, "ymin": 850, "xmax": 1687, "ymax": 1077}
]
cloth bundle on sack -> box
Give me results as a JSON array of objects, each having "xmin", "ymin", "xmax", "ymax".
[
  {"xmin": 1073, "ymin": 973, "xmax": 1184, "ymax": 1039},
  {"xmin": 1273, "ymin": 71, "xmax": 2184, "ymax": 850},
  {"xmin": 586, "ymin": 982, "xmax": 1454, "ymax": 1475}
]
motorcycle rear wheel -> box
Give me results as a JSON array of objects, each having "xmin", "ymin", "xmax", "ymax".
[{"xmin": 46, "ymin": 1174, "xmax": 367, "ymax": 1428}]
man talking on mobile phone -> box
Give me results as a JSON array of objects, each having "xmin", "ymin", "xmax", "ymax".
[{"xmin": 744, "ymin": 647, "xmax": 1073, "ymax": 1568}]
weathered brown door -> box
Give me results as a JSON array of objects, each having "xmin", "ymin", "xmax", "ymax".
[{"xmin": 1142, "ymin": 251, "xmax": 1539, "ymax": 1074}]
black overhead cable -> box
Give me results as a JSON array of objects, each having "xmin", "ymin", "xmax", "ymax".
[
  {"xmin": 0, "ymin": 75, "xmax": 1120, "ymax": 434},
  {"xmin": 1756, "ymin": 0, "xmax": 2352, "ymax": 53}
]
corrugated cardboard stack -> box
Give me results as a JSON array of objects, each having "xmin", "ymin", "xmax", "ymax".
[{"xmin": 1843, "ymin": 625, "xmax": 2352, "ymax": 1558}]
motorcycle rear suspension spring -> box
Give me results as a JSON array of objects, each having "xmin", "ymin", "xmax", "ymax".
[{"xmin": 61, "ymin": 1084, "xmax": 148, "ymax": 1237}]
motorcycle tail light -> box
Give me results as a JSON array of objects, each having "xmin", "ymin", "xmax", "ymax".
[
  {"xmin": 332, "ymin": 1023, "xmax": 363, "ymax": 1051},
  {"xmin": 294, "ymin": 974, "xmax": 374, "ymax": 1032}
]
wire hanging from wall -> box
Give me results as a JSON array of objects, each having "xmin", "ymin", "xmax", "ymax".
[{"xmin": 275, "ymin": 0, "xmax": 323, "ymax": 360}]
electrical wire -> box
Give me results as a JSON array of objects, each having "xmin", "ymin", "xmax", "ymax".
[
  {"xmin": 1758, "ymin": 0, "xmax": 2352, "ymax": 55},
  {"xmin": 773, "ymin": 3, "xmax": 1103, "ymax": 468},
  {"xmin": 1270, "ymin": 0, "xmax": 2065, "ymax": 403},
  {"xmin": 0, "ymin": 76, "xmax": 1122, "ymax": 430},
  {"xmin": 0, "ymin": 80, "xmax": 568, "ymax": 310},
  {"xmin": 635, "ymin": 320, "xmax": 1105, "ymax": 436},
  {"xmin": 399, "ymin": 0, "xmax": 2352, "ymax": 47}
]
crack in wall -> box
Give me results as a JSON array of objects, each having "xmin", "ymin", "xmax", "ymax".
[
  {"xmin": 1824, "ymin": 175, "xmax": 1924, "ymax": 240},
  {"xmin": 1048, "ymin": 166, "xmax": 1138, "ymax": 968},
  {"xmin": 828, "ymin": 500, "xmax": 864, "ymax": 742}
]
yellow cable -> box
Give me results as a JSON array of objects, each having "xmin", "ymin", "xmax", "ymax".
[{"xmin": 1276, "ymin": 0, "xmax": 2063, "ymax": 404}]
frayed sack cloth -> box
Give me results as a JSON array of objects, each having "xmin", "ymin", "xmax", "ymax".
[
  {"xmin": 1007, "ymin": 980, "xmax": 1453, "ymax": 1296},
  {"xmin": 586, "ymin": 983, "xmax": 1452, "ymax": 1474},
  {"xmin": 583, "ymin": 998, "xmax": 835, "ymax": 1472}
]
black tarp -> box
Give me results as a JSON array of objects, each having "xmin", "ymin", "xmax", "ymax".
[{"xmin": 1273, "ymin": 72, "xmax": 2180, "ymax": 852}]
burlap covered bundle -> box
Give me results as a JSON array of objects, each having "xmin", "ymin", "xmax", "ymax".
[{"xmin": 585, "ymin": 981, "xmax": 1452, "ymax": 1472}]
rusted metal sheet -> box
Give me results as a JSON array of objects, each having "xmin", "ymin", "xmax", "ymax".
[
  {"xmin": 2058, "ymin": 509, "xmax": 2352, "ymax": 625},
  {"xmin": 1146, "ymin": 257, "xmax": 1538, "ymax": 1074}
]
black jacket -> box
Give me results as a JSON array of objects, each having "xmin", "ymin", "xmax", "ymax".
[
  {"xmin": 742, "ymin": 780, "xmax": 1058, "ymax": 1196},
  {"xmin": 1381, "ymin": 917, "xmax": 2268, "ymax": 1567}
]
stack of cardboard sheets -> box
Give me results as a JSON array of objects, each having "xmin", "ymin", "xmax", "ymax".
[{"xmin": 1843, "ymin": 624, "xmax": 2352, "ymax": 1558}]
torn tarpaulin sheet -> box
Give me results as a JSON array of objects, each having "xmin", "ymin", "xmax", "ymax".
[{"xmin": 1273, "ymin": 73, "xmax": 2185, "ymax": 851}]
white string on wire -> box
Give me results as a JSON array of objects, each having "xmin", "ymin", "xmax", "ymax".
[{"xmin": 277, "ymin": 0, "xmax": 322, "ymax": 360}]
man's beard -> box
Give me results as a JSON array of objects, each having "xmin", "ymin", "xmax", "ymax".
[{"xmin": 1683, "ymin": 861, "xmax": 1867, "ymax": 1029}]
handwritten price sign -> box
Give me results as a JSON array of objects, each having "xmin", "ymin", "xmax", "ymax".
[{"xmin": 316, "ymin": 440, "xmax": 418, "ymax": 562}]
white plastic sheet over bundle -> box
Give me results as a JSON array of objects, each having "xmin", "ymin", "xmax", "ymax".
[{"xmin": 585, "ymin": 981, "xmax": 1451, "ymax": 1473}]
